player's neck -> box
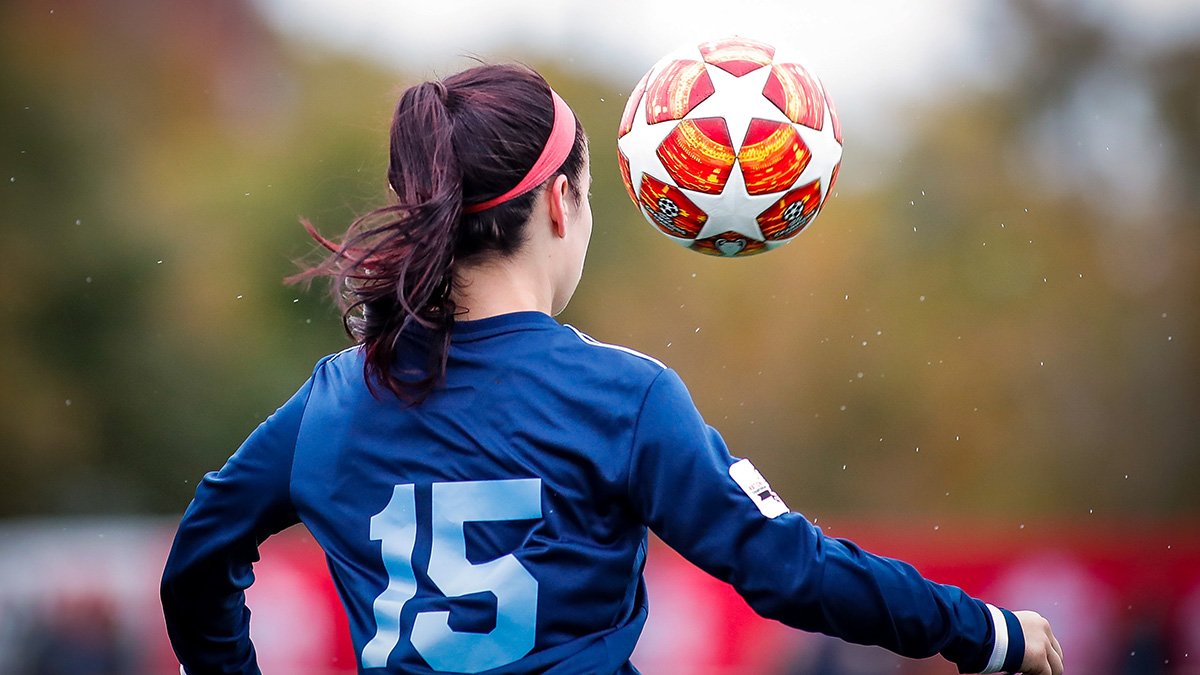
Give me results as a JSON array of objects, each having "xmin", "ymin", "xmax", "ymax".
[{"xmin": 452, "ymin": 257, "xmax": 552, "ymax": 320}]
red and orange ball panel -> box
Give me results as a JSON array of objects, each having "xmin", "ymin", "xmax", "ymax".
[
  {"xmin": 756, "ymin": 179, "xmax": 823, "ymax": 241},
  {"xmin": 698, "ymin": 37, "xmax": 775, "ymax": 77},
  {"xmin": 762, "ymin": 62, "xmax": 825, "ymax": 130},
  {"xmin": 823, "ymin": 83, "xmax": 842, "ymax": 143},
  {"xmin": 636, "ymin": 172, "xmax": 709, "ymax": 239},
  {"xmin": 617, "ymin": 148, "xmax": 636, "ymax": 203},
  {"xmin": 737, "ymin": 119, "xmax": 811, "ymax": 196},
  {"xmin": 644, "ymin": 60, "xmax": 715, "ymax": 125},
  {"xmin": 657, "ymin": 118, "xmax": 735, "ymax": 194},
  {"xmin": 619, "ymin": 71, "xmax": 651, "ymax": 139}
]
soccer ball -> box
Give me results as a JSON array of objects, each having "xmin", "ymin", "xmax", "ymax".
[{"xmin": 617, "ymin": 36, "xmax": 843, "ymax": 257}]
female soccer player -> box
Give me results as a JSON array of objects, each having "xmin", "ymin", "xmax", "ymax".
[{"xmin": 161, "ymin": 64, "xmax": 1063, "ymax": 675}]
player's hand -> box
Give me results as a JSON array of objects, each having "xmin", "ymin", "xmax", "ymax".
[{"xmin": 1011, "ymin": 610, "xmax": 1063, "ymax": 674}]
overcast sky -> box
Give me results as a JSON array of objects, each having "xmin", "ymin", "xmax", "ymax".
[
  {"xmin": 252, "ymin": 0, "xmax": 1018, "ymax": 162},
  {"xmin": 251, "ymin": 0, "xmax": 1200, "ymax": 201},
  {"xmin": 253, "ymin": 0, "xmax": 1198, "ymax": 108}
]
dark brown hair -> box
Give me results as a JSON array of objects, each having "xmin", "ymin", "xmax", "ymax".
[{"xmin": 291, "ymin": 64, "xmax": 588, "ymax": 402}]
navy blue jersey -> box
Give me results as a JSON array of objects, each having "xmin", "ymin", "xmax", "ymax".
[{"xmin": 161, "ymin": 311, "xmax": 1025, "ymax": 674}]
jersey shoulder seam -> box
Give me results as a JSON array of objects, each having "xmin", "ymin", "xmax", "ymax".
[{"xmin": 563, "ymin": 325, "xmax": 666, "ymax": 369}]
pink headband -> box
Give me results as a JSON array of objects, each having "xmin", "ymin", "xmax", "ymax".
[{"xmin": 463, "ymin": 89, "xmax": 577, "ymax": 214}]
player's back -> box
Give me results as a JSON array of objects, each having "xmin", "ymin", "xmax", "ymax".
[{"xmin": 290, "ymin": 311, "xmax": 665, "ymax": 674}]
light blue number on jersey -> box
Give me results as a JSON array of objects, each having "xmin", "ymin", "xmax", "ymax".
[{"xmin": 362, "ymin": 478, "xmax": 542, "ymax": 673}]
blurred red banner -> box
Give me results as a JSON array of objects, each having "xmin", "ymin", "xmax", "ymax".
[{"xmin": 0, "ymin": 518, "xmax": 1195, "ymax": 674}]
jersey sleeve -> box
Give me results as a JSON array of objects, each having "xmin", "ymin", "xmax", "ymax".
[
  {"xmin": 625, "ymin": 368, "xmax": 1025, "ymax": 674},
  {"xmin": 160, "ymin": 358, "xmax": 326, "ymax": 675}
]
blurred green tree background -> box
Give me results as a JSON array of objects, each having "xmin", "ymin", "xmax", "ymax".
[{"xmin": 0, "ymin": 1, "xmax": 1195, "ymax": 527}]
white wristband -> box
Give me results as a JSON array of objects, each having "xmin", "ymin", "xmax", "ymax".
[{"xmin": 982, "ymin": 603, "xmax": 1009, "ymax": 673}]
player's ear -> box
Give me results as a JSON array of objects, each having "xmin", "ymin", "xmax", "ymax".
[{"xmin": 546, "ymin": 174, "xmax": 570, "ymax": 239}]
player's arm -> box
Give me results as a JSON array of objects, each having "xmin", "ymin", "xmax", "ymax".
[
  {"xmin": 160, "ymin": 358, "xmax": 326, "ymax": 675},
  {"xmin": 626, "ymin": 368, "xmax": 1059, "ymax": 674}
]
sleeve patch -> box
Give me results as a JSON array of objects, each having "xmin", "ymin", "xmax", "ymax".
[{"xmin": 729, "ymin": 459, "xmax": 788, "ymax": 518}]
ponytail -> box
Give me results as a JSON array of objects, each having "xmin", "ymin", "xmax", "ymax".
[
  {"xmin": 291, "ymin": 65, "xmax": 588, "ymax": 403},
  {"xmin": 294, "ymin": 81, "xmax": 460, "ymax": 402}
]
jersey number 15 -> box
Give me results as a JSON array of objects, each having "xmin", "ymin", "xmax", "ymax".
[{"xmin": 362, "ymin": 478, "xmax": 542, "ymax": 673}]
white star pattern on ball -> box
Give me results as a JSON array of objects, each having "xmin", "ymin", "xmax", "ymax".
[{"xmin": 617, "ymin": 39, "xmax": 843, "ymax": 256}]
